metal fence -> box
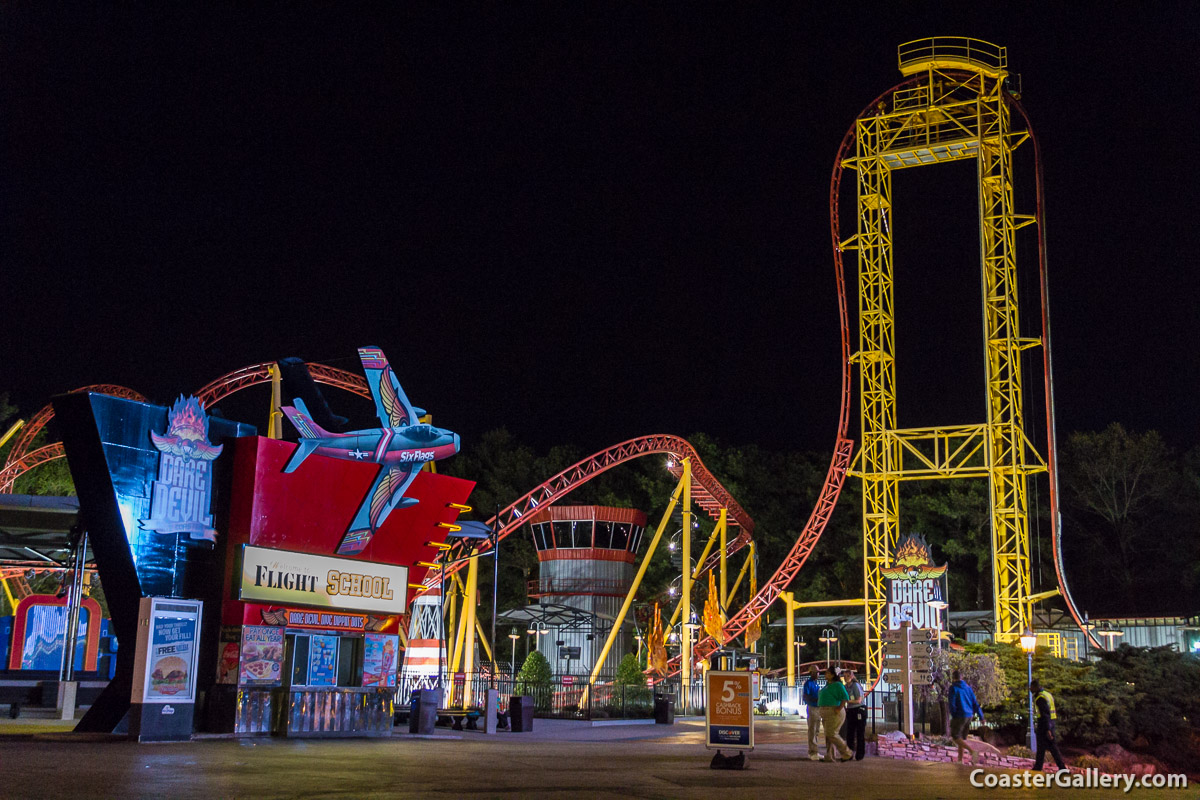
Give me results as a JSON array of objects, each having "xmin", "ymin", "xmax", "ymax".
[{"xmin": 394, "ymin": 674, "xmax": 846, "ymax": 721}]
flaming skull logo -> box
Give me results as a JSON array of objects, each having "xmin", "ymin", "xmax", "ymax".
[
  {"xmin": 879, "ymin": 534, "xmax": 947, "ymax": 583},
  {"xmin": 151, "ymin": 396, "xmax": 223, "ymax": 461}
]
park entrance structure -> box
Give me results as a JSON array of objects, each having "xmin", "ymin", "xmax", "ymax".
[{"xmin": 834, "ymin": 38, "xmax": 1095, "ymax": 686}]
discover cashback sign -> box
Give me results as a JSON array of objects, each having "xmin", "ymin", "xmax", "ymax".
[
  {"xmin": 239, "ymin": 545, "xmax": 408, "ymax": 615},
  {"xmin": 705, "ymin": 670, "xmax": 754, "ymax": 750}
]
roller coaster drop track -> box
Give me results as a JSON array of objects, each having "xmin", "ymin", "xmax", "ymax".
[{"xmin": 4, "ymin": 52, "xmax": 1095, "ymax": 674}]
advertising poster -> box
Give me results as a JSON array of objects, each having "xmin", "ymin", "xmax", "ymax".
[
  {"xmin": 705, "ymin": 671, "xmax": 754, "ymax": 750},
  {"xmin": 145, "ymin": 607, "xmax": 199, "ymax": 701},
  {"xmin": 216, "ymin": 642, "xmax": 240, "ymax": 685},
  {"xmin": 238, "ymin": 625, "xmax": 284, "ymax": 686},
  {"xmin": 362, "ymin": 634, "xmax": 398, "ymax": 687},
  {"xmin": 308, "ymin": 634, "xmax": 338, "ymax": 687}
]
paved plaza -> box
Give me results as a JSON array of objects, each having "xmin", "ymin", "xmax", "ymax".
[{"xmin": 0, "ymin": 716, "xmax": 1190, "ymax": 799}]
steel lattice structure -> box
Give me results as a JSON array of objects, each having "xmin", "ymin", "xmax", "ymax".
[
  {"xmin": 416, "ymin": 434, "xmax": 757, "ymax": 591},
  {"xmin": 6, "ymin": 43, "xmax": 1099, "ymax": 682},
  {"xmin": 837, "ymin": 38, "xmax": 1097, "ymax": 686}
]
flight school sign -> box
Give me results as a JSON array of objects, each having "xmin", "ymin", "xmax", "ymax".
[
  {"xmin": 140, "ymin": 396, "xmax": 223, "ymax": 542},
  {"xmin": 880, "ymin": 534, "xmax": 948, "ymax": 630},
  {"xmin": 239, "ymin": 545, "xmax": 408, "ymax": 615}
]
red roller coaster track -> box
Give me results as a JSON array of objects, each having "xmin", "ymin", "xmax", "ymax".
[
  {"xmin": 0, "ymin": 367, "xmax": 368, "ymax": 493},
  {"xmin": 416, "ymin": 434, "xmax": 758, "ymax": 591},
  {"xmin": 5, "ymin": 85, "xmax": 1095, "ymax": 665}
]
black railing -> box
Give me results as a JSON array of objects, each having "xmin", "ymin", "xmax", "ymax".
[{"xmin": 395, "ymin": 673, "xmax": 706, "ymax": 720}]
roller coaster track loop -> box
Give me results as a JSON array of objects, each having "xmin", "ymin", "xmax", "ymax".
[
  {"xmin": 0, "ymin": 385, "xmax": 146, "ymax": 492},
  {"xmin": 418, "ymin": 434, "xmax": 755, "ymax": 591},
  {"xmin": 0, "ymin": 364, "xmax": 369, "ymax": 493},
  {"xmin": 664, "ymin": 78, "xmax": 927, "ymax": 676}
]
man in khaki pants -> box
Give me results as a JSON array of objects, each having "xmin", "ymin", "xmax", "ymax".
[
  {"xmin": 817, "ymin": 666, "xmax": 853, "ymax": 762},
  {"xmin": 801, "ymin": 665, "xmax": 823, "ymax": 760}
]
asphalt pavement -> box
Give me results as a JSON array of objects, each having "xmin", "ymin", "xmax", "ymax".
[{"xmin": 0, "ymin": 716, "xmax": 1188, "ymax": 799}]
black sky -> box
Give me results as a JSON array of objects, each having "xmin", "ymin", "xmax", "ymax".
[{"xmin": 4, "ymin": 4, "xmax": 1199, "ymax": 455}]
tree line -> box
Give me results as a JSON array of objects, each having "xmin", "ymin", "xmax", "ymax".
[{"xmin": 3, "ymin": 388, "xmax": 1198, "ymax": 628}]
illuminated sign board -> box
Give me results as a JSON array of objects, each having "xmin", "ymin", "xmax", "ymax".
[
  {"xmin": 284, "ymin": 608, "xmax": 368, "ymax": 632},
  {"xmin": 239, "ymin": 545, "xmax": 408, "ymax": 615},
  {"xmin": 881, "ymin": 534, "xmax": 948, "ymax": 631},
  {"xmin": 131, "ymin": 597, "xmax": 204, "ymax": 704},
  {"xmin": 705, "ymin": 670, "xmax": 754, "ymax": 750}
]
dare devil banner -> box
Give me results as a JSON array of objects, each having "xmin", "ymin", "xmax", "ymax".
[
  {"xmin": 880, "ymin": 533, "xmax": 948, "ymax": 630},
  {"xmin": 140, "ymin": 395, "xmax": 222, "ymax": 542}
]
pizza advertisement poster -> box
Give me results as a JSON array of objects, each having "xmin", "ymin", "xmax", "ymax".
[
  {"xmin": 238, "ymin": 625, "xmax": 284, "ymax": 687},
  {"xmin": 145, "ymin": 610, "xmax": 199, "ymax": 701},
  {"xmin": 362, "ymin": 634, "xmax": 398, "ymax": 687}
]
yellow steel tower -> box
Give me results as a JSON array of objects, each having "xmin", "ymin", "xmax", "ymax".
[{"xmin": 846, "ymin": 38, "xmax": 1046, "ymax": 685}]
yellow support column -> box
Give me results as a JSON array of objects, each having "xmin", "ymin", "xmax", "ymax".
[
  {"xmin": 718, "ymin": 508, "xmax": 728, "ymax": 609},
  {"xmin": 461, "ymin": 548, "xmax": 479, "ymax": 708},
  {"xmin": 583, "ymin": 475, "xmax": 686, "ymax": 701},
  {"xmin": 266, "ymin": 364, "xmax": 284, "ymax": 440},
  {"xmin": 782, "ymin": 591, "xmax": 795, "ymax": 687},
  {"xmin": 728, "ymin": 541, "xmax": 753, "ymax": 602},
  {"xmin": 680, "ymin": 458, "xmax": 693, "ymax": 703}
]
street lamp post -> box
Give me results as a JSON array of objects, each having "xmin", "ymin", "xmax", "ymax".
[
  {"xmin": 1097, "ymin": 622, "xmax": 1124, "ymax": 651},
  {"xmin": 1081, "ymin": 612, "xmax": 1096, "ymax": 661},
  {"xmin": 1020, "ymin": 629, "xmax": 1037, "ymax": 753},
  {"xmin": 819, "ymin": 628, "xmax": 837, "ymax": 668},
  {"xmin": 508, "ymin": 632, "xmax": 520, "ymax": 675}
]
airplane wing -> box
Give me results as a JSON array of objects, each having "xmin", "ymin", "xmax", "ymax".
[
  {"xmin": 358, "ymin": 346, "xmax": 418, "ymax": 428},
  {"xmin": 337, "ymin": 463, "xmax": 419, "ymax": 554}
]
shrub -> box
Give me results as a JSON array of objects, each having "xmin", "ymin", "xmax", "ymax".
[
  {"xmin": 1007, "ymin": 745, "xmax": 1033, "ymax": 759},
  {"xmin": 615, "ymin": 653, "xmax": 647, "ymax": 687},
  {"xmin": 515, "ymin": 649, "xmax": 553, "ymax": 701}
]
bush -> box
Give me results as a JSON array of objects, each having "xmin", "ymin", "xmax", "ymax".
[
  {"xmin": 615, "ymin": 653, "xmax": 647, "ymax": 687},
  {"xmin": 1007, "ymin": 745, "xmax": 1033, "ymax": 759},
  {"xmin": 968, "ymin": 642, "xmax": 1130, "ymax": 746},
  {"xmin": 515, "ymin": 650, "xmax": 553, "ymax": 711},
  {"xmin": 1095, "ymin": 645, "xmax": 1200, "ymax": 771}
]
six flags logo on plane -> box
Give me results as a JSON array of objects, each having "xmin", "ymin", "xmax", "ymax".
[
  {"xmin": 140, "ymin": 395, "xmax": 222, "ymax": 542},
  {"xmin": 881, "ymin": 533, "xmax": 948, "ymax": 630}
]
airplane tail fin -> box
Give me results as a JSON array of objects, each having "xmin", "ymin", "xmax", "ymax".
[{"xmin": 282, "ymin": 397, "xmax": 333, "ymax": 439}]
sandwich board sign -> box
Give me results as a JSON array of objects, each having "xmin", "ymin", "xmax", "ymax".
[
  {"xmin": 705, "ymin": 670, "xmax": 754, "ymax": 750},
  {"xmin": 129, "ymin": 596, "xmax": 203, "ymax": 742}
]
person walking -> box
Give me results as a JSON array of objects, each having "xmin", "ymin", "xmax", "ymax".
[
  {"xmin": 817, "ymin": 666, "xmax": 854, "ymax": 762},
  {"xmin": 802, "ymin": 665, "xmax": 823, "ymax": 761},
  {"xmin": 843, "ymin": 669, "xmax": 867, "ymax": 760},
  {"xmin": 946, "ymin": 669, "xmax": 985, "ymax": 764},
  {"xmin": 1030, "ymin": 680, "xmax": 1066, "ymax": 772}
]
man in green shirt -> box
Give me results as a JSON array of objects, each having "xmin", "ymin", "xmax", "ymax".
[{"xmin": 817, "ymin": 667, "xmax": 853, "ymax": 762}]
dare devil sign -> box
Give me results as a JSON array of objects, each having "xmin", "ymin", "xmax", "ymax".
[
  {"xmin": 705, "ymin": 671, "xmax": 754, "ymax": 750},
  {"xmin": 880, "ymin": 533, "xmax": 948, "ymax": 630},
  {"xmin": 140, "ymin": 395, "xmax": 223, "ymax": 542}
]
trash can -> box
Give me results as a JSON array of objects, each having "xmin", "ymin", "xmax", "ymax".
[
  {"xmin": 654, "ymin": 693, "xmax": 674, "ymax": 725},
  {"xmin": 509, "ymin": 695, "xmax": 535, "ymax": 732},
  {"xmin": 409, "ymin": 688, "xmax": 442, "ymax": 735}
]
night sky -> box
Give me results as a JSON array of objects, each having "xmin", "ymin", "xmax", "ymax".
[{"xmin": 4, "ymin": 5, "xmax": 1198, "ymax": 456}]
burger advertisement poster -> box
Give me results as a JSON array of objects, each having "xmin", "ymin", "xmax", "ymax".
[{"xmin": 141, "ymin": 599, "xmax": 203, "ymax": 703}]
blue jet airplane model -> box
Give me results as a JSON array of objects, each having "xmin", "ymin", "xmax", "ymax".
[{"xmin": 282, "ymin": 346, "xmax": 460, "ymax": 555}]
